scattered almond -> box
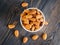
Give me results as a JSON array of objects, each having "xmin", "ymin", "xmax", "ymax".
[
  {"xmin": 23, "ymin": 37, "xmax": 28, "ymax": 43},
  {"xmin": 14, "ymin": 30, "xmax": 19, "ymax": 38},
  {"xmin": 42, "ymin": 33, "xmax": 47, "ymax": 40},
  {"xmin": 21, "ymin": 2, "xmax": 28, "ymax": 7},
  {"xmin": 32, "ymin": 34, "xmax": 39, "ymax": 40},
  {"xmin": 8, "ymin": 24, "xmax": 15, "ymax": 29},
  {"xmin": 44, "ymin": 21, "xmax": 48, "ymax": 25}
]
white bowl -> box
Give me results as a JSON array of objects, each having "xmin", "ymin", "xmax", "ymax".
[{"xmin": 20, "ymin": 8, "xmax": 45, "ymax": 32}]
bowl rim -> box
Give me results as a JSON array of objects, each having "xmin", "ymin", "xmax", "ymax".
[{"xmin": 20, "ymin": 7, "xmax": 45, "ymax": 32}]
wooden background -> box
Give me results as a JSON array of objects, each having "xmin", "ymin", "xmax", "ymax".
[{"xmin": 0, "ymin": 0, "xmax": 60, "ymax": 45}]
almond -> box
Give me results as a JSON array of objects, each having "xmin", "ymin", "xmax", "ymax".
[
  {"xmin": 44, "ymin": 21, "xmax": 48, "ymax": 25},
  {"xmin": 23, "ymin": 37, "xmax": 28, "ymax": 43},
  {"xmin": 21, "ymin": 2, "xmax": 28, "ymax": 7},
  {"xmin": 32, "ymin": 34, "xmax": 39, "ymax": 40},
  {"xmin": 31, "ymin": 26, "xmax": 35, "ymax": 31},
  {"xmin": 42, "ymin": 33, "xmax": 47, "ymax": 40},
  {"xmin": 14, "ymin": 30, "xmax": 19, "ymax": 38},
  {"xmin": 8, "ymin": 24, "xmax": 15, "ymax": 29},
  {"xmin": 25, "ymin": 24, "xmax": 31, "ymax": 30}
]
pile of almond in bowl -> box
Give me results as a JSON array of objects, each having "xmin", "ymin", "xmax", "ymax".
[{"xmin": 20, "ymin": 8, "xmax": 45, "ymax": 32}]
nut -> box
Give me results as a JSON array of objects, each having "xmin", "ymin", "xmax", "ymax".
[
  {"xmin": 40, "ymin": 18, "xmax": 44, "ymax": 22},
  {"xmin": 36, "ymin": 11, "xmax": 40, "ymax": 15},
  {"xmin": 14, "ymin": 30, "xmax": 19, "ymax": 38},
  {"xmin": 29, "ymin": 18, "xmax": 36, "ymax": 22},
  {"xmin": 23, "ymin": 19, "xmax": 29, "ymax": 24},
  {"xmin": 29, "ymin": 9, "xmax": 36, "ymax": 14},
  {"xmin": 33, "ymin": 21, "xmax": 39, "ymax": 26},
  {"xmin": 36, "ymin": 15, "xmax": 42, "ymax": 19},
  {"xmin": 31, "ymin": 26, "xmax": 35, "ymax": 31},
  {"xmin": 24, "ymin": 9, "xmax": 29, "ymax": 13},
  {"xmin": 24, "ymin": 24, "xmax": 31, "ymax": 30},
  {"xmin": 26, "ymin": 15, "xmax": 32, "ymax": 19},
  {"xmin": 23, "ymin": 37, "xmax": 28, "ymax": 43},
  {"xmin": 32, "ymin": 34, "xmax": 39, "ymax": 40},
  {"xmin": 8, "ymin": 24, "xmax": 15, "ymax": 29},
  {"xmin": 42, "ymin": 33, "xmax": 47, "ymax": 40},
  {"xmin": 44, "ymin": 21, "xmax": 48, "ymax": 25},
  {"xmin": 21, "ymin": 2, "xmax": 28, "ymax": 7},
  {"xmin": 35, "ymin": 25, "xmax": 40, "ymax": 29}
]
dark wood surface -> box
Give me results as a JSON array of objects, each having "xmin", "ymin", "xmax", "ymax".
[{"xmin": 0, "ymin": 0, "xmax": 60, "ymax": 45}]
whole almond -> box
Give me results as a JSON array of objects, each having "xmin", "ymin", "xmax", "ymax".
[
  {"xmin": 21, "ymin": 2, "xmax": 28, "ymax": 7},
  {"xmin": 8, "ymin": 24, "xmax": 15, "ymax": 29},
  {"xmin": 44, "ymin": 21, "xmax": 48, "ymax": 25},
  {"xmin": 42, "ymin": 33, "xmax": 47, "ymax": 40},
  {"xmin": 32, "ymin": 34, "xmax": 39, "ymax": 40},
  {"xmin": 14, "ymin": 30, "xmax": 19, "ymax": 38},
  {"xmin": 23, "ymin": 37, "xmax": 28, "ymax": 43}
]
